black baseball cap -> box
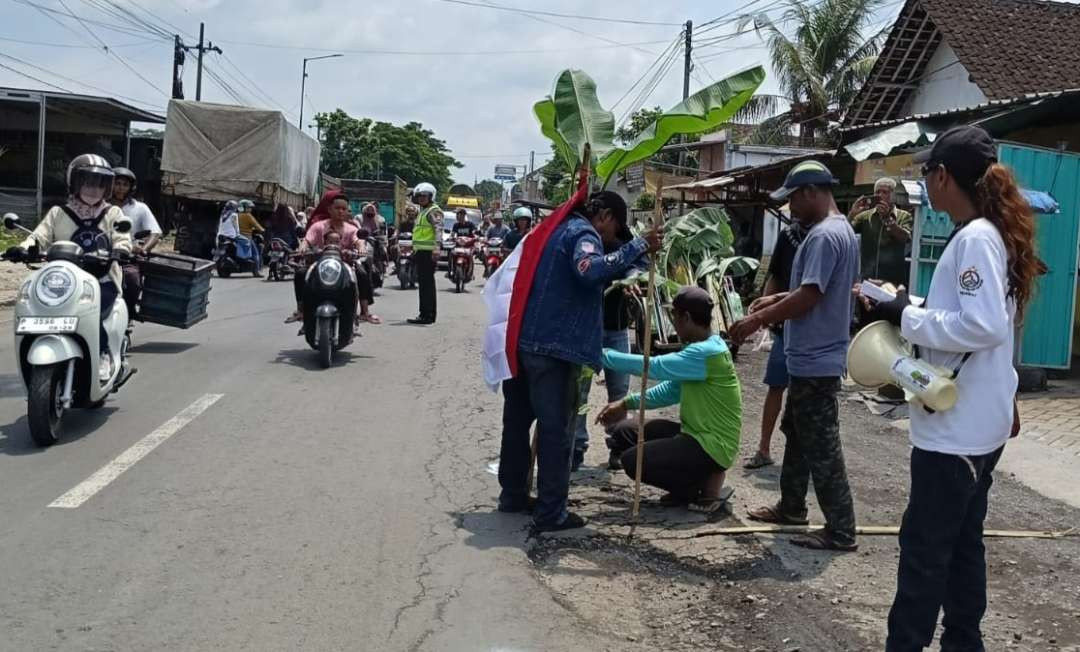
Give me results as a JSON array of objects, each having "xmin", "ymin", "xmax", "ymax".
[
  {"xmin": 769, "ymin": 160, "xmax": 839, "ymax": 202},
  {"xmin": 668, "ymin": 286, "xmax": 715, "ymax": 322},
  {"xmin": 913, "ymin": 125, "xmax": 997, "ymax": 190},
  {"xmin": 588, "ymin": 191, "xmax": 632, "ymax": 241}
]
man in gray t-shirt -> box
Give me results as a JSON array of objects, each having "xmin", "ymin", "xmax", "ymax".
[
  {"xmin": 785, "ymin": 215, "xmax": 859, "ymax": 376},
  {"xmin": 729, "ymin": 160, "xmax": 859, "ymax": 552}
]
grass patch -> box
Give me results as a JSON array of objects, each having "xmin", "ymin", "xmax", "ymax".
[{"xmin": 0, "ymin": 231, "xmax": 21, "ymax": 251}]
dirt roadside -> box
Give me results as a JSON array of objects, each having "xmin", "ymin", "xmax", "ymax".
[{"xmin": 527, "ymin": 349, "xmax": 1080, "ymax": 651}]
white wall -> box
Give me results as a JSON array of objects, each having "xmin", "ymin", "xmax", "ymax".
[{"xmin": 902, "ymin": 43, "xmax": 988, "ymax": 116}]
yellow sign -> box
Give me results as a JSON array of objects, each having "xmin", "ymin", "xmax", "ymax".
[
  {"xmin": 854, "ymin": 154, "xmax": 921, "ymax": 186},
  {"xmin": 446, "ymin": 195, "xmax": 480, "ymax": 208}
]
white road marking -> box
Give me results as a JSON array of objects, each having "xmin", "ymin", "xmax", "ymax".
[{"xmin": 48, "ymin": 393, "xmax": 224, "ymax": 509}]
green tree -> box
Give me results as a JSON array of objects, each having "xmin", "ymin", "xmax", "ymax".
[
  {"xmin": 738, "ymin": 0, "xmax": 885, "ymax": 146},
  {"xmin": 540, "ymin": 144, "xmax": 573, "ymax": 204},
  {"xmin": 314, "ymin": 110, "xmax": 462, "ymax": 189},
  {"xmin": 474, "ymin": 179, "xmax": 503, "ymax": 209}
]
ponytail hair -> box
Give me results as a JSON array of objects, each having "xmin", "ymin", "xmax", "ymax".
[{"xmin": 973, "ymin": 164, "xmax": 1044, "ymax": 322}]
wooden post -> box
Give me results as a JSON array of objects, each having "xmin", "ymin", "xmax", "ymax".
[{"xmin": 631, "ymin": 176, "xmax": 664, "ymax": 522}]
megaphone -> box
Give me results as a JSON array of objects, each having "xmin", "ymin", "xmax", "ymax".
[{"xmin": 847, "ymin": 320, "xmax": 958, "ymax": 412}]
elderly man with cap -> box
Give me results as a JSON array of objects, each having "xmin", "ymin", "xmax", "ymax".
[
  {"xmin": 729, "ymin": 160, "xmax": 861, "ymax": 552},
  {"xmin": 597, "ymin": 286, "xmax": 742, "ymax": 513},
  {"xmin": 497, "ymin": 191, "xmax": 661, "ymax": 532},
  {"xmin": 848, "ymin": 177, "xmax": 913, "ymax": 286}
]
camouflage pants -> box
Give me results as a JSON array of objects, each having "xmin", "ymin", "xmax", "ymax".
[{"xmin": 778, "ymin": 376, "xmax": 857, "ymax": 546}]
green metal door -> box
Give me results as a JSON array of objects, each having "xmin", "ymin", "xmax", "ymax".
[{"xmin": 999, "ymin": 143, "xmax": 1080, "ymax": 368}]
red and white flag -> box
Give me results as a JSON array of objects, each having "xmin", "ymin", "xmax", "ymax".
[{"xmin": 482, "ymin": 168, "xmax": 591, "ymax": 390}]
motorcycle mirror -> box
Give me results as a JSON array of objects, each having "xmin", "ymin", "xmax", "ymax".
[
  {"xmin": 3, "ymin": 213, "xmax": 20, "ymax": 230},
  {"xmin": 115, "ymin": 217, "xmax": 133, "ymax": 234}
]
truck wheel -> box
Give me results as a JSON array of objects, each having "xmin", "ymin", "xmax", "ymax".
[
  {"xmin": 317, "ymin": 317, "xmax": 333, "ymax": 369},
  {"xmin": 27, "ymin": 364, "xmax": 64, "ymax": 447}
]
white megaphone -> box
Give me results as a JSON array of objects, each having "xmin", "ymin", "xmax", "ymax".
[{"xmin": 847, "ymin": 320, "xmax": 958, "ymax": 412}]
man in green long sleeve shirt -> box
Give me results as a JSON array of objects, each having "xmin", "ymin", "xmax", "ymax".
[{"xmin": 597, "ymin": 287, "xmax": 742, "ymax": 511}]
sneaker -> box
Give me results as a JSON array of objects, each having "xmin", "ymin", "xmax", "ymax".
[
  {"xmin": 98, "ymin": 354, "xmax": 113, "ymax": 383},
  {"xmin": 533, "ymin": 512, "xmax": 587, "ymax": 533}
]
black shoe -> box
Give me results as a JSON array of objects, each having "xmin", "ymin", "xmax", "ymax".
[
  {"xmin": 407, "ymin": 317, "xmax": 435, "ymax": 325},
  {"xmin": 497, "ymin": 496, "xmax": 537, "ymax": 514},
  {"xmin": 533, "ymin": 512, "xmax": 587, "ymax": 533},
  {"xmin": 607, "ymin": 450, "xmax": 623, "ymax": 471},
  {"xmin": 571, "ymin": 448, "xmax": 586, "ymax": 472}
]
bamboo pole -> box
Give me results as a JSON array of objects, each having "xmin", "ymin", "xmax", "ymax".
[
  {"xmin": 657, "ymin": 525, "xmax": 1078, "ymax": 540},
  {"xmin": 631, "ymin": 177, "xmax": 665, "ymax": 522}
]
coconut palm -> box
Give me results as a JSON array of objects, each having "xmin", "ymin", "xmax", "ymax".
[{"xmin": 737, "ymin": 0, "xmax": 886, "ymax": 146}]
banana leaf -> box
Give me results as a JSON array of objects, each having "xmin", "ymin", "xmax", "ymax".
[
  {"xmin": 532, "ymin": 70, "xmax": 615, "ymax": 171},
  {"xmin": 596, "ymin": 66, "xmax": 766, "ymax": 184}
]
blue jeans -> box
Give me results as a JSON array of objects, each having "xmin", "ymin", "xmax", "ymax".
[
  {"xmin": 886, "ymin": 445, "xmax": 1004, "ymax": 652},
  {"xmin": 573, "ymin": 329, "xmax": 631, "ymax": 453},
  {"xmin": 498, "ymin": 352, "xmax": 580, "ymax": 526}
]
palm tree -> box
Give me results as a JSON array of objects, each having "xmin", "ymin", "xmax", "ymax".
[{"xmin": 736, "ymin": 0, "xmax": 886, "ymax": 147}]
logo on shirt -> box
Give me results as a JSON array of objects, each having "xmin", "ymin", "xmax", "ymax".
[
  {"xmin": 959, "ymin": 266, "xmax": 983, "ymax": 295},
  {"xmin": 579, "ymin": 241, "xmax": 596, "ymax": 255},
  {"xmin": 577, "ymin": 258, "xmax": 591, "ymax": 274}
]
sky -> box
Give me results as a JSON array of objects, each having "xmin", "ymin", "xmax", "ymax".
[{"xmin": 1, "ymin": 0, "xmax": 906, "ymax": 184}]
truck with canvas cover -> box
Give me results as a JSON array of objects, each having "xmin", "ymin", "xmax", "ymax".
[{"xmin": 160, "ymin": 100, "xmax": 320, "ymax": 258}]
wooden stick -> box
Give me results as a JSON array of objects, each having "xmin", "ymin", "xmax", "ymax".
[
  {"xmin": 526, "ymin": 426, "xmax": 538, "ymax": 495},
  {"xmin": 661, "ymin": 525, "xmax": 1078, "ymax": 540},
  {"xmin": 631, "ymin": 176, "xmax": 665, "ymax": 523}
]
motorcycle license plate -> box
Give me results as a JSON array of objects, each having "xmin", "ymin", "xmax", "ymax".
[
  {"xmin": 270, "ymin": 252, "xmax": 283, "ymax": 260},
  {"xmin": 17, "ymin": 317, "xmax": 78, "ymax": 334}
]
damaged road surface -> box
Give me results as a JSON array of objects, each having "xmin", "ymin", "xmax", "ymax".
[{"xmin": 0, "ymin": 279, "xmax": 1077, "ymax": 650}]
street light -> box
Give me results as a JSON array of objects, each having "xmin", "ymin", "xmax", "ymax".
[{"xmin": 299, "ymin": 54, "xmax": 343, "ymax": 129}]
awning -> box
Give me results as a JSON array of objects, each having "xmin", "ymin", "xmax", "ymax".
[
  {"xmin": 664, "ymin": 176, "xmax": 735, "ymax": 192},
  {"xmin": 844, "ymin": 121, "xmax": 938, "ymax": 162}
]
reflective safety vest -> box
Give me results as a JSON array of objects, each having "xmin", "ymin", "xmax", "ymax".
[{"xmin": 412, "ymin": 204, "xmax": 441, "ymax": 251}]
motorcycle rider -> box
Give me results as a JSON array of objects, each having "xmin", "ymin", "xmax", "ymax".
[
  {"xmin": 5, "ymin": 154, "xmax": 133, "ymax": 382},
  {"xmin": 285, "ymin": 190, "xmax": 381, "ymax": 325},
  {"xmin": 399, "ymin": 204, "xmax": 418, "ymax": 235},
  {"xmin": 110, "ymin": 166, "xmax": 161, "ymax": 315},
  {"xmin": 237, "ymin": 199, "xmax": 264, "ymax": 277},
  {"xmin": 446, "ymin": 208, "xmax": 477, "ymax": 279},
  {"xmin": 486, "ymin": 214, "xmax": 510, "ymax": 240},
  {"xmin": 358, "ymin": 202, "xmax": 388, "ymax": 277},
  {"xmin": 502, "ymin": 207, "xmax": 532, "ymax": 254},
  {"xmin": 217, "ymin": 200, "xmax": 240, "ymax": 239},
  {"xmin": 407, "ymin": 182, "xmax": 443, "ymax": 325}
]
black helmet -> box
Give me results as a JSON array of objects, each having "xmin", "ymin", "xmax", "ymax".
[{"xmin": 113, "ymin": 166, "xmax": 137, "ymax": 187}]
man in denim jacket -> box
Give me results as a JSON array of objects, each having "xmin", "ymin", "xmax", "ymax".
[{"xmin": 498, "ymin": 191, "xmax": 662, "ymax": 531}]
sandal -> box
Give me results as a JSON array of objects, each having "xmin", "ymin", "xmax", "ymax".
[
  {"xmin": 743, "ymin": 451, "xmax": 775, "ymax": 469},
  {"xmin": 790, "ymin": 531, "xmax": 858, "ymax": 552},
  {"xmin": 284, "ymin": 312, "xmax": 302, "ymax": 324},
  {"xmin": 361, "ymin": 313, "xmax": 382, "ymax": 325},
  {"xmin": 747, "ymin": 504, "xmax": 809, "ymax": 526},
  {"xmin": 658, "ymin": 492, "xmax": 688, "ymax": 507},
  {"xmin": 688, "ymin": 486, "xmax": 735, "ymax": 514}
]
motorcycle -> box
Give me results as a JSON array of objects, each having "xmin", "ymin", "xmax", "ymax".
[
  {"xmin": 266, "ymin": 238, "xmax": 295, "ymax": 281},
  {"xmin": 213, "ymin": 233, "xmax": 264, "ymax": 277},
  {"xmin": 357, "ymin": 230, "xmax": 383, "ymax": 289},
  {"xmin": 2, "ymin": 213, "xmax": 136, "ymax": 446},
  {"xmin": 396, "ymin": 234, "xmax": 417, "ymax": 290},
  {"xmin": 483, "ymin": 237, "xmax": 504, "ymax": 279},
  {"xmin": 298, "ymin": 246, "xmax": 358, "ymax": 368},
  {"xmin": 449, "ymin": 235, "xmax": 477, "ymax": 293}
]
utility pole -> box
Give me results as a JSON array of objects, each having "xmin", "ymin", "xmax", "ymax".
[
  {"xmin": 171, "ymin": 35, "xmax": 185, "ymax": 99},
  {"xmin": 299, "ymin": 54, "xmax": 343, "ymax": 129},
  {"xmin": 529, "ymin": 150, "xmax": 535, "ymax": 175},
  {"xmin": 181, "ymin": 22, "xmax": 222, "ymax": 102},
  {"xmin": 678, "ymin": 20, "xmax": 693, "ymax": 177}
]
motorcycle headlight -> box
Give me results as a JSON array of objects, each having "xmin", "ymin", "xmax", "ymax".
[
  {"xmin": 17, "ymin": 279, "xmax": 31, "ymax": 305},
  {"xmin": 318, "ymin": 258, "xmax": 343, "ymax": 285},
  {"xmin": 35, "ymin": 268, "xmax": 75, "ymax": 306}
]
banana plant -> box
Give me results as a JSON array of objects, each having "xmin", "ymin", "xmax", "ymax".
[{"xmin": 534, "ymin": 66, "xmax": 766, "ymax": 188}]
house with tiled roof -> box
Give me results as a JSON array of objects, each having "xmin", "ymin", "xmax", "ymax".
[{"xmin": 845, "ymin": 0, "xmax": 1080, "ymax": 127}]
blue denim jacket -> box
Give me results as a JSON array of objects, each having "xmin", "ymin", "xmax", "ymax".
[{"xmin": 518, "ymin": 214, "xmax": 649, "ymax": 370}]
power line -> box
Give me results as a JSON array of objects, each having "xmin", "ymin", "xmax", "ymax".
[
  {"xmin": 472, "ymin": 0, "xmax": 657, "ymax": 56},
  {"xmin": 13, "ymin": 0, "xmax": 164, "ymax": 38},
  {"xmin": 0, "ymin": 51, "xmax": 164, "ymax": 109},
  {"xmin": 436, "ymin": 0, "xmax": 683, "ymax": 26},
  {"xmin": 0, "ymin": 34, "xmax": 159, "ymax": 48},
  {"xmin": 611, "ymin": 31, "xmax": 683, "ymax": 112},
  {"xmin": 0, "ymin": 60, "xmax": 72, "ymax": 92},
  {"xmin": 217, "ymin": 38, "xmax": 671, "ymax": 56}
]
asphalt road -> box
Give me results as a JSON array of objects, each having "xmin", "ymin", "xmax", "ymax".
[{"xmin": 0, "ymin": 272, "xmax": 611, "ymax": 651}]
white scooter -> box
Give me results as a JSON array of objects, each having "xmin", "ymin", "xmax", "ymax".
[{"xmin": 3, "ymin": 213, "xmax": 136, "ymax": 446}]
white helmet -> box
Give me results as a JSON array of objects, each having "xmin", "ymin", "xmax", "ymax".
[
  {"xmin": 513, "ymin": 206, "xmax": 533, "ymax": 220},
  {"xmin": 414, "ymin": 182, "xmax": 437, "ymax": 200}
]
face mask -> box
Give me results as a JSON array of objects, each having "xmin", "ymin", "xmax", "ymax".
[{"xmin": 79, "ymin": 187, "xmax": 105, "ymax": 206}]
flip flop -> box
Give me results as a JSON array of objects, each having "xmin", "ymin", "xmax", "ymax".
[
  {"xmin": 658, "ymin": 492, "xmax": 688, "ymax": 507},
  {"xmin": 688, "ymin": 486, "xmax": 735, "ymax": 514},
  {"xmin": 747, "ymin": 504, "xmax": 809, "ymax": 526},
  {"xmin": 361, "ymin": 314, "xmax": 383, "ymax": 324},
  {"xmin": 790, "ymin": 531, "xmax": 858, "ymax": 552},
  {"xmin": 284, "ymin": 313, "xmax": 302, "ymax": 324},
  {"xmin": 743, "ymin": 451, "xmax": 775, "ymax": 469}
]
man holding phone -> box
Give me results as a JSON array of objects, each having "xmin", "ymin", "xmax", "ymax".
[{"xmin": 848, "ymin": 177, "xmax": 912, "ymax": 286}]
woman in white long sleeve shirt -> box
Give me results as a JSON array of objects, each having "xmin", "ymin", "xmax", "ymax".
[{"xmin": 866, "ymin": 126, "xmax": 1042, "ymax": 652}]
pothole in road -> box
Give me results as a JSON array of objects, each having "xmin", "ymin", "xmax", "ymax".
[{"xmin": 528, "ymin": 533, "xmax": 875, "ymax": 651}]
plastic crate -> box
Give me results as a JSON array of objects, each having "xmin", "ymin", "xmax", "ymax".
[{"xmin": 135, "ymin": 252, "xmax": 214, "ymax": 329}]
